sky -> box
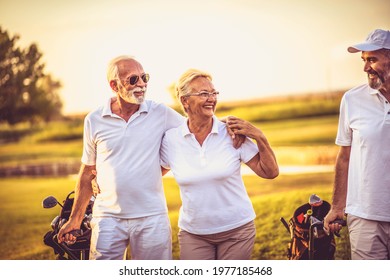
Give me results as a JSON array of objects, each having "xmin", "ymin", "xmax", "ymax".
[{"xmin": 1, "ymin": 0, "xmax": 389, "ymax": 114}]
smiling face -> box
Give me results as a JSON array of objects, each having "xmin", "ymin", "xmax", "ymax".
[
  {"xmin": 114, "ymin": 59, "xmax": 148, "ymax": 104},
  {"xmin": 182, "ymin": 76, "xmax": 218, "ymax": 120},
  {"xmin": 361, "ymin": 50, "xmax": 390, "ymax": 92}
]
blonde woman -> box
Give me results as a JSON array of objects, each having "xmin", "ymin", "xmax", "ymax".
[{"xmin": 160, "ymin": 69, "xmax": 279, "ymax": 260}]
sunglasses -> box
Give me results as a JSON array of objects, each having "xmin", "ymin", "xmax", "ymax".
[{"xmin": 124, "ymin": 73, "xmax": 150, "ymax": 85}]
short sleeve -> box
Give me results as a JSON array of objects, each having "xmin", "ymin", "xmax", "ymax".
[
  {"xmin": 240, "ymin": 137, "xmax": 259, "ymax": 163},
  {"xmin": 81, "ymin": 115, "xmax": 96, "ymax": 165},
  {"xmin": 335, "ymin": 94, "xmax": 352, "ymax": 146},
  {"xmin": 160, "ymin": 133, "xmax": 170, "ymax": 169}
]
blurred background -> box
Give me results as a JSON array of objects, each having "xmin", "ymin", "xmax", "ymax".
[{"xmin": 1, "ymin": 0, "xmax": 389, "ymax": 114}]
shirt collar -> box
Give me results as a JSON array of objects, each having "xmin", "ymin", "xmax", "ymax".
[
  {"xmin": 181, "ymin": 115, "xmax": 219, "ymax": 137},
  {"xmin": 367, "ymin": 85, "xmax": 381, "ymax": 96},
  {"xmin": 102, "ymin": 97, "xmax": 149, "ymax": 117}
]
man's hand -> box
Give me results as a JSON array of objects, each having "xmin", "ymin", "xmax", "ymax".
[
  {"xmin": 323, "ymin": 209, "xmax": 345, "ymax": 234},
  {"xmin": 91, "ymin": 170, "xmax": 100, "ymax": 196},
  {"xmin": 57, "ymin": 164, "xmax": 95, "ymax": 244},
  {"xmin": 221, "ymin": 115, "xmax": 246, "ymax": 148},
  {"xmin": 57, "ymin": 221, "xmax": 79, "ymax": 245},
  {"xmin": 226, "ymin": 116, "xmax": 262, "ymax": 139}
]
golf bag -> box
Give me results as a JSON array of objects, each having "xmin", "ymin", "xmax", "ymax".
[
  {"xmin": 280, "ymin": 194, "xmax": 343, "ymax": 260},
  {"xmin": 42, "ymin": 191, "xmax": 94, "ymax": 260}
]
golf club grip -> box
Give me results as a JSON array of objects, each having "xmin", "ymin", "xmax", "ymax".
[
  {"xmin": 330, "ymin": 219, "xmax": 346, "ymax": 226},
  {"xmin": 68, "ymin": 229, "xmax": 83, "ymax": 237}
]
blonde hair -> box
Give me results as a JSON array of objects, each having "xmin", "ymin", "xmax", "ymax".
[
  {"xmin": 106, "ymin": 55, "xmax": 136, "ymax": 83},
  {"xmin": 175, "ymin": 69, "xmax": 213, "ymax": 99},
  {"xmin": 175, "ymin": 69, "xmax": 213, "ymax": 114}
]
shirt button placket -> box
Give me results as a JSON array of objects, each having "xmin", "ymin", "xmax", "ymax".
[
  {"xmin": 200, "ymin": 149, "xmax": 206, "ymax": 167},
  {"xmin": 385, "ymin": 100, "xmax": 390, "ymax": 123}
]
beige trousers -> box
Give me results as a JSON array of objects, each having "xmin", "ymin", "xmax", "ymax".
[
  {"xmin": 348, "ymin": 214, "xmax": 390, "ymax": 260},
  {"xmin": 178, "ymin": 221, "xmax": 256, "ymax": 260}
]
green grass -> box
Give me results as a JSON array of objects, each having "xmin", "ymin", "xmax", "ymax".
[
  {"xmin": 0, "ymin": 173, "xmax": 350, "ymax": 260},
  {"xmin": 256, "ymin": 115, "xmax": 339, "ymax": 146},
  {"xmin": 215, "ymin": 91, "xmax": 343, "ymax": 122},
  {"xmin": 0, "ymin": 140, "xmax": 82, "ymax": 167},
  {"xmin": 0, "ymin": 177, "xmax": 77, "ymax": 259},
  {"xmin": 0, "ymin": 119, "xmax": 84, "ymax": 144},
  {"xmin": 0, "ymin": 120, "xmax": 83, "ymax": 168}
]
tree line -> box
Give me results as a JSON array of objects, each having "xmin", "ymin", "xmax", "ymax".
[{"xmin": 0, "ymin": 26, "xmax": 63, "ymax": 125}]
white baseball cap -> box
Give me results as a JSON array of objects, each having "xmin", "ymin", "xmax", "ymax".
[{"xmin": 348, "ymin": 29, "xmax": 390, "ymax": 53}]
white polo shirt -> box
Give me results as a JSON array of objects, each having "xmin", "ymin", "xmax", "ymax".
[
  {"xmin": 82, "ymin": 98, "xmax": 184, "ymax": 218},
  {"xmin": 160, "ymin": 116, "xmax": 258, "ymax": 234},
  {"xmin": 336, "ymin": 84, "xmax": 390, "ymax": 222}
]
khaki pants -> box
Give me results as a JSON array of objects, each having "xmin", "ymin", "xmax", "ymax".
[
  {"xmin": 348, "ymin": 214, "xmax": 390, "ymax": 260},
  {"xmin": 178, "ymin": 221, "xmax": 256, "ymax": 260}
]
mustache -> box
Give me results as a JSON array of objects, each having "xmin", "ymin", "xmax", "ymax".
[
  {"xmin": 367, "ymin": 70, "xmax": 385, "ymax": 83},
  {"xmin": 132, "ymin": 87, "xmax": 146, "ymax": 92}
]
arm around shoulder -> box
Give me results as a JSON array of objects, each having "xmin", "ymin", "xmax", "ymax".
[
  {"xmin": 246, "ymin": 131, "xmax": 279, "ymax": 179},
  {"xmin": 226, "ymin": 116, "xmax": 278, "ymax": 178}
]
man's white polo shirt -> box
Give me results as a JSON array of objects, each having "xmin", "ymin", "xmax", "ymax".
[
  {"xmin": 82, "ymin": 98, "xmax": 183, "ymax": 218},
  {"xmin": 160, "ymin": 116, "xmax": 258, "ymax": 234},
  {"xmin": 336, "ymin": 84, "xmax": 390, "ymax": 222}
]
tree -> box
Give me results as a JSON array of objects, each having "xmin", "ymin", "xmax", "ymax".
[{"xmin": 0, "ymin": 26, "xmax": 63, "ymax": 125}]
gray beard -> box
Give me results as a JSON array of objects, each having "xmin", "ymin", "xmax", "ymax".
[
  {"xmin": 120, "ymin": 88, "xmax": 146, "ymax": 104},
  {"xmin": 368, "ymin": 78, "xmax": 382, "ymax": 90}
]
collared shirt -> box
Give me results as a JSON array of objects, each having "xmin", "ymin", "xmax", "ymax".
[
  {"xmin": 336, "ymin": 84, "xmax": 390, "ymax": 221},
  {"xmin": 160, "ymin": 116, "xmax": 258, "ymax": 234},
  {"xmin": 82, "ymin": 98, "xmax": 184, "ymax": 218}
]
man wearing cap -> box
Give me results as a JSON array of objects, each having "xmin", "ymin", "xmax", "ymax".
[{"xmin": 324, "ymin": 29, "xmax": 390, "ymax": 260}]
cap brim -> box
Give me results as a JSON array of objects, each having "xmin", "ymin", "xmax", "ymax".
[{"xmin": 348, "ymin": 43, "xmax": 383, "ymax": 53}]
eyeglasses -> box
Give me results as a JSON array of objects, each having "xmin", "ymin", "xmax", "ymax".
[
  {"xmin": 184, "ymin": 91, "xmax": 219, "ymax": 99},
  {"xmin": 123, "ymin": 73, "xmax": 150, "ymax": 85}
]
